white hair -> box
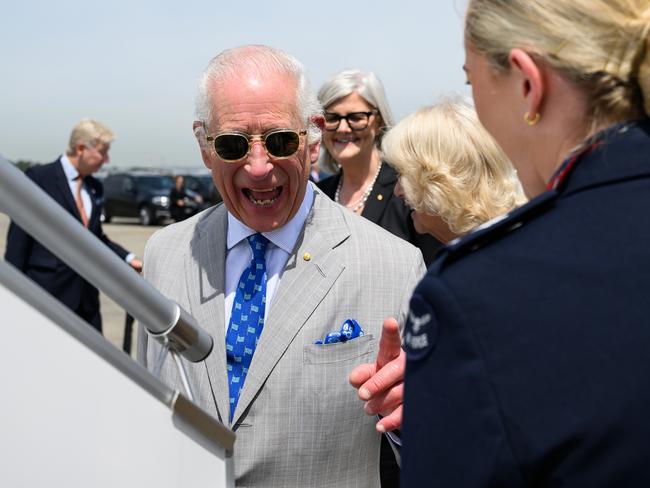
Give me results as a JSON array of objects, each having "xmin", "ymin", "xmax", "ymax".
[
  {"xmin": 195, "ymin": 45, "xmax": 322, "ymax": 144},
  {"xmin": 66, "ymin": 119, "xmax": 114, "ymax": 155},
  {"xmin": 317, "ymin": 69, "xmax": 395, "ymax": 174}
]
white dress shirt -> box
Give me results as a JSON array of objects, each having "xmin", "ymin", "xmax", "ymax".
[
  {"xmin": 60, "ymin": 154, "xmax": 92, "ymax": 215},
  {"xmin": 224, "ymin": 183, "xmax": 314, "ymax": 331},
  {"xmin": 59, "ymin": 155, "xmax": 135, "ymax": 264}
]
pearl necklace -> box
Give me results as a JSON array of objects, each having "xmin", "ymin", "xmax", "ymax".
[{"xmin": 334, "ymin": 161, "xmax": 382, "ymax": 213}]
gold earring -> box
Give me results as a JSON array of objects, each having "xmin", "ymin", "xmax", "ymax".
[{"xmin": 524, "ymin": 112, "xmax": 541, "ymax": 126}]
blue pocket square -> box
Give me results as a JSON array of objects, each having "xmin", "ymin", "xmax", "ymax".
[{"xmin": 315, "ymin": 319, "xmax": 364, "ymax": 344}]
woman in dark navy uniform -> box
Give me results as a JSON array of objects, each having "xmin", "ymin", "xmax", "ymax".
[{"xmin": 400, "ymin": 0, "xmax": 650, "ymax": 486}]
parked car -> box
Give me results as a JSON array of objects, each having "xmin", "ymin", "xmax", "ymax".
[
  {"xmin": 181, "ymin": 173, "xmax": 222, "ymax": 206},
  {"xmin": 103, "ymin": 172, "xmax": 174, "ymax": 225}
]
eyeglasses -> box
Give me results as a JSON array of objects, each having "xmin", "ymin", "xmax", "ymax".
[
  {"xmin": 206, "ymin": 129, "xmax": 307, "ymax": 162},
  {"xmin": 324, "ymin": 111, "xmax": 377, "ymax": 131}
]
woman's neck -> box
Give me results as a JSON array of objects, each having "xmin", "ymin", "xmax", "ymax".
[
  {"xmin": 537, "ymin": 120, "xmax": 614, "ymax": 188},
  {"xmin": 517, "ymin": 74, "xmax": 612, "ymax": 197},
  {"xmin": 335, "ymin": 148, "xmax": 383, "ymax": 213},
  {"xmin": 340, "ymin": 148, "xmax": 381, "ymax": 186}
]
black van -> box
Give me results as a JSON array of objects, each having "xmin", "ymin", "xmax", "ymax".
[
  {"xmin": 103, "ymin": 172, "xmax": 173, "ymax": 225},
  {"xmin": 179, "ymin": 172, "xmax": 222, "ymax": 206}
]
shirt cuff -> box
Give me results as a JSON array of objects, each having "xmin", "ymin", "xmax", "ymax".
[
  {"xmin": 385, "ymin": 428, "xmax": 402, "ymax": 447},
  {"xmin": 125, "ymin": 253, "xmax": 135, "ymax": 264},
  {"xmin": 376, "ymin": 414, "xmax": 402, "ymax": 446}
]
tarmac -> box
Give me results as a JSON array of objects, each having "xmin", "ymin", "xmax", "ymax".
[{"xmin": 0, "ymin": 212, "xmax": 162, "ymax": 357}]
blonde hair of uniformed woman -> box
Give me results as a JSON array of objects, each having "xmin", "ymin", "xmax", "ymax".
[{"xmin": 465, "ymin": 0, "xmax": 650, "ymax": 131}]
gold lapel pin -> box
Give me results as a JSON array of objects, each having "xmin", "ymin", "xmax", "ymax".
[
  {"xmin": 377, "ymin": 194, "xmax": 383, "ymax": 201},
  {"xmin": 303, "ymin": 252, "xmax": 311, "ymax": 261}
]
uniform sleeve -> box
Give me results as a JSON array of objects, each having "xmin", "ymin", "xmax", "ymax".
[{"xmin": 400, "ymin": 272, "xmax": 525, "ymax": 487}]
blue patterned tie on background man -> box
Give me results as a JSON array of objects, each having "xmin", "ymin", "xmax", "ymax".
[{"xmin": 226, "ymin": 233, "xmax": 269, "ymax": 420}]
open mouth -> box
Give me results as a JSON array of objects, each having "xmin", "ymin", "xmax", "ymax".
[{"xmin": 243, "ymin": 186, "xmax": 283, "ymax": 206}]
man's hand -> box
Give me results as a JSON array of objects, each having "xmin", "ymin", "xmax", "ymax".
[
  {"xmin": 129, "ymin": 257, "xmax": 143, "ymax": 273},
  {"xmin": 349, "ymin": 317, "xmax": 405, "ymax": 433}
]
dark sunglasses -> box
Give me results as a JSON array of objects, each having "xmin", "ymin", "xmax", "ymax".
[{"xmin": 206, "ymin": 129, "xmax": 306, "ymax": 162}]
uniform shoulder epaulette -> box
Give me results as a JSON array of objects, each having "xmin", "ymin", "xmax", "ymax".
[{"xmin": 430, "ymin": 190, "xmax": 559, "ymax": 272}]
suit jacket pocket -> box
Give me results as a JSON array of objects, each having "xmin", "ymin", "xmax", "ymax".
[{"xmin": 303, "ymin": 334, "xmax": 375, "ymax": 365}]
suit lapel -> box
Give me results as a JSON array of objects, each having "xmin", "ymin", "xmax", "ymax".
[
  {"xmin": 85, "ymin": 177, "xmax": 102, "ymax": 227},
  {"xmin": 362, "ymin": 162, "xmax": 395, "ymax": 225},
  {"xmin": 52, "ymin": 159, "xmax": 83, "ymax": 222},
  {"xmin": 232, "ymin": 190, "xmax": 350, "ymax": 425},
  {"xmin": 184, "ymin": 207, "xmax": 231, "ymax": 423}
]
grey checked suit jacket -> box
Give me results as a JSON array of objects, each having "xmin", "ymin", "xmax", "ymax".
[{"xmin": 138, "ymin": 185, "xmax": 426, "ymax": 488}]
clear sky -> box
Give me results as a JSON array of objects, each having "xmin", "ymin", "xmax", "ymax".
[{"xmin": 2, "ymin": 0, "xmax": 470, "ymax": 168}]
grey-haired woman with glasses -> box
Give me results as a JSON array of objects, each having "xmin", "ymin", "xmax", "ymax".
[
  {"xmin": 316, "ymin": 69, "xmax": 441, "ymax": 488},
  {"xmin": 317, "ymin": 70, "xmax": 442, "ymax": 270}
]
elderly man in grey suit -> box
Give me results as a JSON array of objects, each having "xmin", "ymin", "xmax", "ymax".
[{"xmin": 138, "ymin": 45, "xmax": 424, "ymax": 487}]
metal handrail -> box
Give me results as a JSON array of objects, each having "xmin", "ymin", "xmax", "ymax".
[
  {"xmin": 0, "ymin": 258, "xmax": 235, "ymax": 452},
  {"xmin": 0, "ymin": 157, "xmax": 213, "ymax": 362}
]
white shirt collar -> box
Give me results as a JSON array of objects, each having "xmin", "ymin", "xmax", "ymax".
[
  {"xmin": 227, "ymin": 182, "xmax": 315, "ymax": 254},
  {"xmin": 60, "ymin": 154, "xmax": 80, "ymax": 181}
]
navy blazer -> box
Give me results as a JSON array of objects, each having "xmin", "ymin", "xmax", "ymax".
[
  {"xmin": 401, "ymin": 120, "xmax": 650, "ymax": 486},
  {"xmin": 5, "ymin": 158, "xmax": 128, "ymax": 329},
  {"xmin": 318, "ymin": 163, "xmax": 442, "ymax": 266}
]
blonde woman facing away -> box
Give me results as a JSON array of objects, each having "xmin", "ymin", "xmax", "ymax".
[{"xmin": 382, "ymin": 100, "xmax": 526, "ymax": 243}]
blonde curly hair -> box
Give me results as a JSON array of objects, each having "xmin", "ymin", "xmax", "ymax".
[{"xmin": 382, "ymin": 100, "xmax": 526, "ymax": 235}]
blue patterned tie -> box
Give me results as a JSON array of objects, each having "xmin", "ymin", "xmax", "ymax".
[{"xmin": 226, "ymin": 233, "xmax": 269, "ymax": 420}]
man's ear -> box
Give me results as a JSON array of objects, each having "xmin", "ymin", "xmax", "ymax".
[
  {"xmin": 307, "ymin": 114, "xmax": 325, "ymax": 164},
  {"xmin": 508, "ymin": 48, "xmax": 545, "ymax": 120},
  {"xmin": 75, "ymin": 142, "xmax": 86, "ymax": 158},
  {"xmin": 311, "ymin": 114, "xmax": 325, "ymax": 132},
  {"xmin": 308, "ymin": 140, "xmax": 321, "ymax": 164},
  {"xmin": 193, "ymin": 121, "xmax": 212, "ymax": 169}
]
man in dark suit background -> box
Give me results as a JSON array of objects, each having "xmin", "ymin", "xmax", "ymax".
[{"xmin": 5, "ymin": 119, "xmax": 142, "ymax": 333}]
